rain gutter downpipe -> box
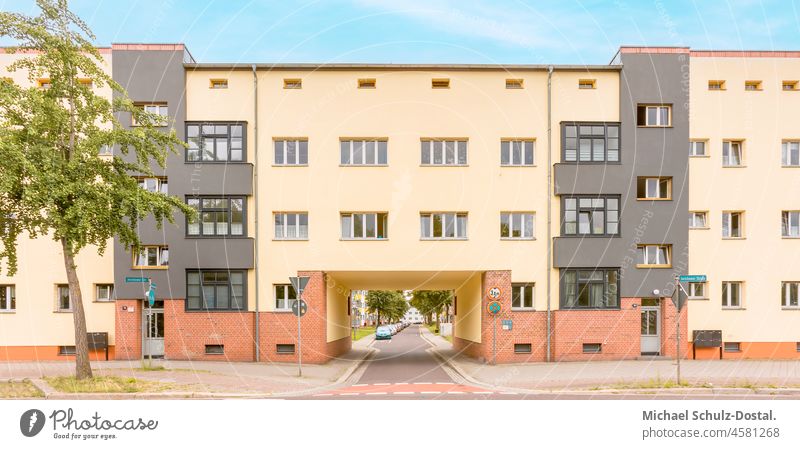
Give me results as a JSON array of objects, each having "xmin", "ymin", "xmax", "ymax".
[
  {"xmin": 546, "ymin": 65, "xmax": 553, "ymax": 362},
  {"xmin": 252, "ymin": 64, "xmax": 260, "ymax": 362}
]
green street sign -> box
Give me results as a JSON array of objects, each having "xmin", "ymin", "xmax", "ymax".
[
  {"xmin": 679, "ymin": 275, "xmax": 706, "ymax": 282},
  {"xmin": 125, "ymin": 277, "xmax": 149, "ymax": 283}
]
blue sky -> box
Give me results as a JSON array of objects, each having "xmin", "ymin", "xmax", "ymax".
[{"xmin": 2, "ymin": 0, "xmax": 798, "ymax": 64}]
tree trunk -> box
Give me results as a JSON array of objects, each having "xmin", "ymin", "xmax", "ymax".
[{"xmin": 61, "ymin": 239, "xmax": 93, "ymax": 379}]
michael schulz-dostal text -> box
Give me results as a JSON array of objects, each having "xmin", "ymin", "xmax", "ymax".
[{"xmin": 643, "ymin": 409, "xmax": 775, "ymax": 421}]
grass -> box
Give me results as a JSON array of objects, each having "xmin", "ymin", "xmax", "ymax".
[
  {"xmin": 352, "ymin": 326, "xmax": 376, "ymax": 341},
  {"xmin": 443, "ymin": 335, "xmax": 453, "ymax": 343},
  {"xmin": 45, "ymin": 375, "xmax": 172, "ymax": 394},
  {"xmin": 0, "ymin": 380, "xmax": 44, "ymax": 398},
  {"xmin": 426, "ymin": 323, "xmax": 438, "ymax": 335}
]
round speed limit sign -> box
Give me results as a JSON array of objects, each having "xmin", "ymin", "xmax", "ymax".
[{"xmin": 487, "ymin": 287, "xmax": 501, "ymax": 299}]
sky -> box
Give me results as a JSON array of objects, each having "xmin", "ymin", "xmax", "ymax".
[{"xmin": 1, "ymin": 0, "xmax": 798, "ymax": 64}]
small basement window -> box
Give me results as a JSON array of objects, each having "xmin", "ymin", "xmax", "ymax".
[
  {"xmin": 431, "ymin": 78, "xmax": 450, "ymax": 89},
  {"xmin": 723, "ymin": 342, "xmax": 741, "ymax": 353},
  {"xmin": 782, "ymin": 81, "xmax": 798, "ymax": 91},
  {"xmin": 578, "ymin": 79, "xmax": 596, "ymax": 89},
  {"xmin": 276, "ymin": 344, "xmax": 295, "ymax": 354},
  {"xmin": 514, "ymin": 343, "xmax": 532, "ymax": 354},
  {"xmin": 210, "ymin": 79, "xmax": 228, "ymax": 89},
  {"xmin": 796, "ymin": 342, "xmax": 800, "ymax": 352},
  {"xmin": 58, "ymin": 345, "xmax": 76, "ymax": 356},
  {"xmin": 583, "ymin": 343, "xmax": 602, "ymax": 354},
  {"xmin": 708, "ymin": 80, "xmax": 726, "ymax": 90},
  {"xmin": 205, "ymin": 344, "xmax": 224, "ymax": 355},
  {"xmin": 283, "ymin": 78, "xmax": 302, "ymax": 89},
  {"xmin": 505, "ymin": 78, "xmax": 523, "ymax": 89},
  {"xmin": 358, "ymin": 78, "xmax": 376, "ymax": 89},
  {"xmin": 744, "ymin": 80, "xmax": 762, "ymax": 91}
]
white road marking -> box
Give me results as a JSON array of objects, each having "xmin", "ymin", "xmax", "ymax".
[
  {"xmin": 499, "ymin": 392, "xmax": 519, "ymax": 395},
  {"xmin": 392, "ymin": 392, "xmax": 415, "ymax": 395},
  {"xmin": 472, "ymin": 391, "xmax": 492, "ymax": 395},
  {"xmin": 420, "ymin": 391, "xmax": 439, "ymax": 395},
  {"xmin": 394, "ymin": 382, "xmax": 409, "ymax": 385},
  {"xmin": 353, "ymin": 384, "xmax": 367, "ymax": 387},
  {"xmin": 313, "ymin": 393, "xmax": 333, "ymax": 397},
  {"xmin": 435, "ymin": 382, "xmax": 454, "ymax": 385},
  {"xmin": 413, "ymin": 382, "xmax": 432, "ymax": 385},
  {"xmin": 373, "ymin": 382, "xmax": 390, "ymax": 386},
  {"xmin": 446, "ymin": 391, "xmax": 465, "ymax": 395},
  {"xmin": 366, "ymin": 392, "xmax": 388, "ymax": 395},
  {"xmin": 339, "ymin": 392, "xmax": 359, "ymax": 396}
]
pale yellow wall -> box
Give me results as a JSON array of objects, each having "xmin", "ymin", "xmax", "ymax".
[
  {"xmin": 454, "ymin": 272, "xmax": 482, "ymax": 342},
  {"xmin": 689, "ymin": 56, "xmax": 800, "ymax": 342},
  {"xmin": 0, "ymin": 52, "xmax": 116, "ymax": 347},
  {"xmin": 325, "ymin": 274, "xmax": 352, "ymax": 342}
]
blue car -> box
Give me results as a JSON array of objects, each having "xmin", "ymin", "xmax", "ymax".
[{"xmin": 375, "ymin": 325, "xmax": 392, "ymax": 340}]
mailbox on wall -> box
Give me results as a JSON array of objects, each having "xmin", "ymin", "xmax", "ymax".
[
  {"xmin": 87, "ymin": 332, "xmax": 109, "ymax": 361},
  {"xmin": 692, "ymin": 330, "xmax": 722, "ymax": 359}
]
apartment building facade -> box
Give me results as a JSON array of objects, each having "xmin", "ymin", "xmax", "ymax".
[{"xmin": 0, "ymin": 44, "xmax": 797, "ymax": 363}]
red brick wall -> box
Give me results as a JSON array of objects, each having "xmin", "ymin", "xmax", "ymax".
[
  {"xmin": 661, "ymin": 298, "xmax": 689, "ymax": 358},
  {"xmin": 453, "ymin": 336, "xmax": 484, "ymax": 360},
  {"xmin": 114, "ymin": 299, "xmax": 142, "ymax": 360},
  {"xmin": 552, "ymin": 297, "xmax": 641, "ymax": 361},
  {"xmin": 163, "ymin": 300, "xmax": 255, "ymax": 362}
]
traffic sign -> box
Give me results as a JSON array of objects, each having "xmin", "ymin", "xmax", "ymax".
[
  {"xmin": 487, "ymin": 301, "xmax": 502, "ymax": 315},
  {"xmin": 487, "ymin": 287, "xmax": 501, "ymax": 299},
  {"xmin": 501, "ymin": 319, "xmax": 513, "ymax": 330},
  {"xmin": 147, "ymin": 286, "xmax": 156, "ymax": 307},
  {"xmin": 679, "ymin": 275, "xmax": 707, "ymax": 283},
  {"xmin": 125, "ymin": 277, "xmax": 149, "ymax": 283},
  {"xmin": 289, "ymin": 276, "xmax": 310, "ymax": 294},
  {"xmin": 292, "ymin": 299, "xmax": 308, "ymax": 317}
]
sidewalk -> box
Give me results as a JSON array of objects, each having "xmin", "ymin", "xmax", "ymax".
[
  {"xmin": 2, "ymin": 335, "xmax": 375, "ymax": 398},
  {"xmin": 422, "ymin": 329, "xmax": 800, "ymax": 392}
]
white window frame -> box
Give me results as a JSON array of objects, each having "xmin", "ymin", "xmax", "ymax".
[
  {"xmin": 420, "ymin": 213, "xmax": 468, "ymax": 240},
  {"xmin": 640, "ymin": 177, "xmax": 671, "ymax": 200},
  {"xmin": 340, "ymin": 213, "xmax": 388, "ymax": 240},
  {"xmin": 782, "ymin": 211, "xmax": 800, "ymax": 237},
  {"xmin": 782, "ymin": 141, "xmax": 800, "ymax": 167},
  {"xmin": 500, "ymin": 212, "xmax": 535, "ymax": 239},
  {"xmin": 274, "ymin": 212, "xmax": 309, "ymax": 240},
  {"xmin": 134, "ymin": 246, "xmax": 169, "ymax": 268},
  {"xmin": 782, "ymin": 281, "xmax": 800, "ymax": 308},
  {"xmin": 722, "ymin": 141, "xmax": 743, "ymax": 167},
  {"xmin": 95, "ymin": 284, "xmax": 114, "ymax": 302},
  {"xmin": 56, "ymin": 284, "xmax": 72, "ymax": 312},
  {"xmin": 722, "ymin": 211, "xmax": 743, "ymax": 238},
  {"xmin": 690, "ymin": 140, "xmax": 707, "ymax": 157},
  {"xmin": 274, "ymin": 284, "xmax": 297, "ymax": 311},
  {"xmin": 636, "ymin": 244, "xmax": 671, "ymax": 267},
  {"xmin": 0, "ymin": 285, "xmax": 15, "ymax": 312},
  {"xmin": 688, "ymin": 282, "xmax": 706, "ymax": 300},
  {"xmin": 138, "ymin": 177, "xmax": 168, "ymax": 194},
  {"xmin": 135, "ymin": 103, "xmax": 168, "ymax": 126},
  {"xmin": 722, "ymin": 281, "xmax": 743, "ymax": 309},
  {"xmin": 689, "ymin": 211, "xmax": 708, "ymax": 229},
  {"xmin": 643, "ymin": 105, "xmax": 671, "ymax": 127},
  {"xmin": 340, "ymin": 139, "xmax": 388, "ymax": 166},
  {"xmin": 273, "ymin": 139, "xmax": 309, "ymax": 166},
  {"xmin": 420, "ymin": 139, "xmax": 468, "ymax": 166},
  {"xmin": 511, "ymin": 284, "xmax": 535, "ymax": 310},
  {"xmin": 500, "ymin": 140, "xmax": 535, "ymax": 166}
]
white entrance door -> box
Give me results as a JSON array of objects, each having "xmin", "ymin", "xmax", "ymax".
[
  {"xmin": 640, "ymin": 307, "xmax": 660, "ymax": 355},
  {"xmin": 143, "ymin": 308, "xmax": 165, "ymax": 358}
]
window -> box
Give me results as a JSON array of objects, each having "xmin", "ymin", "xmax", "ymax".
[
  {"xmin": 500, "ymin": 213, "xmax": 534, "ymax": 239},
  {"xmin": 186, "ymin": 270, "xmax": 245, "ymax": 311},
  {"xmin": 505, "ymin": 79, "xmax": 523, "ymax": 89},
  {"xmin": 637, "ymin": 105, "xmax": 671, "ymax": 127},
  {"xmin": 578, "ymin": 79, "xmax": 596, "ymax": 89},
  {"xmin": 205, "ymin": 344, "xmax": 224, "ymax": 354},
  {"xmin": 514, "ymin": 343, "xmax": 531, "ymax": 354},
  {"xmin": 276, "ymin": 344, "xmax": 295, "ymax": 354},
  {"xmin": 134, "ymin": 246, "xmax": 169, "ymax": 268},
  {"xmin": 782, "ymin": 211, "xmax": 800, "ymax": 237},
  {"xmin": 744, "ymin": 80, "xmax": 762, "ymax": 91},
  {"xmin": 95, "ymin": 284, "xmax": 114, "ymax": 302},
  {"xmin": 511, "ymin": 284, "xmax": 534, "ymax": 310},
  {"xmin": 723, "ymin": 342, "xmax": 741, "ymax": 352},
  {"xmin": 209, "ymin": 79, "xmax": 228, "ymax": 89},
  {"xmin": 562, "ymin": 123, "xmax": 620, "ymax": 163},
  {"xmin": 0, "ymin": 285, "xmax": 15, "ymax": 311},
  {"xmin": 56, "ymin": 285, "xmax": 72, "ymax": 311},
  {"xmin": 358, "ymin": 78, "xmax": 376, "ymax": 89},
  {"xmin": 500, "ymin": 140, "xmax": 534, "ymax": 166},
  {"xmin": 783, "ymin": 81, "xmax": 799, "ymax": 91},
  {"xmin": 722, "ymin": 140, "xmax": 743, "ymax": 166},
  {"xmin": 431, "ymin": 78, "xmax": 450, "ymax": 89},
  {"xmin": 562, "ymin": 196, "xmax": 619, "ymax": 236},
  {"xmin": 708, "ymin": 80, "xmax": 726, "ymax": 90},
  {"xmin": 782, "ymin": 141, "xmax": 800, "ymax": 167},
  {"xmin": 186, "ymin": 123, "xmax": 245, "ymax": 162},
  {"xmin": 688, "ymin": 282, "xmax": 706, "ymax": 299},
  {"xmin": 134, "ymin": 103, "xmax": 168, "ymax": 126},
  {"xmin": 58, "ymin": 346, "xmax": 76, "ymax": 356},
  {"xmin": 420, "ymin": 213, "xmax": 468, "ymax": 239},
  {"xmin": 341, "ymin": 213, "xmax": 388, "ymax": 240},
  {"xmin": 561, "ymin": 268, "xmax": 619, "ymax": 309},
  {"xmin": 274, "ymin": 139, "xmax": 308, "ymax": 165},
  {"xmin": 274, "ymin": 212, "xmax": 308, "ymax": 240},
  {"xmin": 340, "ymin": 139, "xmax": 388, "ymax": 165},
  {"xmin": 722, "ymin": 212, "xmax": 743, "ymax": 238},
  {"xmin": 283, "ymin": 78, "xmax": 302, "ymax": 89},
  {"xmin": 420, "ymin": 139, "xmax": 467, "ymax": 166},
  {"xmin": 689, "ymin": 211, "xmax": 708, "ymax": 229},
  {"xmin": 274, "ymin": 284, "xmax": 297, "ymax": 311},
  {"xmin": 721, "ymin": 281, "xmax": 742, "ymax": 308},
  {"xmin": 137, "ymin": 177, "xmax": 168, "ymax": 194},
  {"xmin": 636, "ymin": 244, "xmax": 672, "ymax": 267},
  {"xmin": 690, "ymin": 140, "xmax": 707, "ymax": 157},
  {"xmin": 583, "ymin": 343, "xmax": 602, "ymax": 353},
  {"xmin": 186, "ymin": 197, "xmax": 245, "ymax": 237},
  {"xmin": 99, "ymin": 145, "xmax": 113, "ymax": 156},
  {"xmin": 782, "ymin": 282, "xmax": 799, "ymax": 308},
  {"xmin": 637, "ymin": 177, "xmax": 672, "ymax": 200}
]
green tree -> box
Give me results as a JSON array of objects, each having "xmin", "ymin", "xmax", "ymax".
[
  {"xmin": 366, "ymin": 290, "xmax": 406, "ymax": 325},
  {"xmin": 411, "ymin": 290, "xmax": 453, "ymax": 331},
  {"xmin": 0, "ymin": 0, "xmax": 193, "ymax": 379}
]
